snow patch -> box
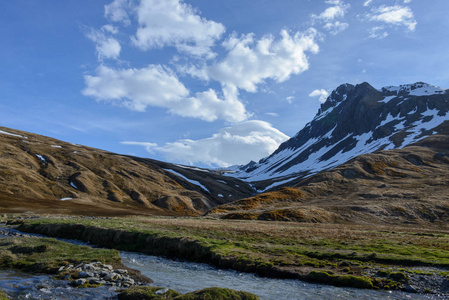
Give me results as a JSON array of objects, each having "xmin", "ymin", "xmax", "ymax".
[
  {"xmin": 0, "ymin": 130, "xmax": 27, "ymax": 139},
  {"xmin": 70, "ymin": 181, "xmax": 78, "ymax": 190},
  {"xmin": 164, "ymin": 169, "xmax": 210, "ymax": 193},
  {"xmin": 60, "ymin": 198, "xmax": 73, "ymax": 201},
  {"xmin": 379, "ymin": 95, "xmax": 396, "ymax": 103},
  {"xmin": 260, "ymin": 177, "xmax": 296, "ymax": 192},
  {"xmin": 35, "ymin": 154, "xmax": 46, "ymax": 163},
  {"xmin": 51, "ymin": 145, "xmax": 62, "ymax": 148},
  {"xmin": 218, "ymin": 194, "xmax": 224, "ymax": 198}
]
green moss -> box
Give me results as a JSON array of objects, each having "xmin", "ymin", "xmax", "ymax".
[
  {"xmin": 181, "ymin": 287, "xmax": 259, "ymax": 300},
  {"xmin": 0, "ymin": 236, "xmax": 120, "ymax": 274},
  {"xmin": 306, "ymin": 271, "xmax": 374, "ymax": 289},
  {"xmin": 118, "ymin": 286, "xmax": 181, "ymax": 299},
  {"xmin": 389, "ymin": 272, "xmax": 408, "ymax": 283},
  {"xmin": 117, "ymin": 287, "xmax": 259, "ymax": 300},
  {"xmin": 0, "ymin": 290, "xmax": 8, "ymax": 300}
]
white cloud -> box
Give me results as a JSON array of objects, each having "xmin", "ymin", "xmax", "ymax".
[
  {"xmin": 82, "ymin": 65, "xmax": 249, "ymax": 122},
  {"xmin": 323, "ymin": 21, "xmax": 349, "ymax": 35},
  {"xmin": 312, "ymin": 0, "xmax": 350, "ymax": 22},
  {"xmin": 131, "ymin": 0, "xmax": 225, "ymax": 58},
  {"xmin": 309, "ymin": 89, "xmax": 329, "ymax": 103},
  {"xmin": 124, "ymin": 120, "xmax": 289, "ymax": 167},
  {"xmin": 265, "ymin": 112, "xmax": 279, "ymax": 117},
  {"xmin": 104, "ymin": 0, "xmax": 131, "ymax": 26},
  {"xmin": 204, "ymin": 29, "xmax": 319, "ymax": 93},
  {"xmin": 121, "ymin": 141, "xmax": 157, "ymax": 152},
  {"xmin": 363, "ymin": 0, "xmax": 373, "ymax": 7},
  {"xmin": 86, "ymin": 25, "xmax": 121, "ymax": 61},
  {"xmin": 368, "ymin": 26, "xmax": 389, "ymax": 39},
  {"xmin": 367, "ymin": 5, "xmax": 417, "ymax": 31},
  {"xmin": 403, "ymin": 0, "xmax": 411, "ymax": 3}
]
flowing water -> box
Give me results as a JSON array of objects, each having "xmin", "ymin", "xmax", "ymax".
[
  {"xmin": 121, "ymin": 251, "xmax": 436, "ymax": 300},
  {"xmin": 0, "ymin": 226, "xmax": 442, "ymax": 299}
]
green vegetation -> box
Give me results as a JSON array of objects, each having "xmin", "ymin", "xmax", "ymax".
[
  {"xmin": 118, "ymin": 286, "xmax": 259, "ymax": 300},
  {"xmin": 0, "ymin": 290, "xmax": 8, "ymax": 300},
  {"xmin": 15, "ymin": 216, "xmax": 449, "ymax": 290},
  {"xmin": 0, "ymin": 236, "xmax": 121, "ymax": 274},
  {"xmin": 305, "ymin": 271, "xmax": 374, "ymax": 289}
]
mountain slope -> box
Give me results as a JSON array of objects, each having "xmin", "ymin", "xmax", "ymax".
[
  {"xmin": 230, "ymin": 82, "xmax": 449, "ymax": 191},
  {"xmin": 210, "ymin": 126, "xmax": 449, "ymax": 226},
  {"xmin": 0, "ymin": 126, "xmax": 254, "ymax": 216}
]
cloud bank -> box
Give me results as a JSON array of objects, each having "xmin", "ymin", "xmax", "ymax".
[{"xmin": 122, "ymin": 120, "xmax": 289, "ymax": 167}]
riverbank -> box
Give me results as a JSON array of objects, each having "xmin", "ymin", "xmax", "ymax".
[
  {"xmin": 0, "ymin": 225, "xmax": 261, "ymax": 299},
  {"xmin": 0, "ymin": 233, "xmax": 151, "ymax": 287},
  {"xmin": 14, "ymin": 215, "xmax": 449, "ymax": 295}
]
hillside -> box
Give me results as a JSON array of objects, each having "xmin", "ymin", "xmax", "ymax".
[
  {"xmin": 210, "ymin": 124, "xmax": 449, "ymax": 226},
  {"xmin": 0, "ymin": 126, "xmax": 254, "ymax": 216},
  {"xmin": 229, "ymin": 82, "xmax": 449, "ymax": 192}
]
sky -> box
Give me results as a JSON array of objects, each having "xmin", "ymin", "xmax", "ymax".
[{"xmin": 1, "ymin": 0, "xmax": 449, "ymax": 168}]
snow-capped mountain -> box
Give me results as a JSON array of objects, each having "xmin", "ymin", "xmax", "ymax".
[{"xmin": 231, "ymin": 82, "xmax": 449, "ymax": 186}]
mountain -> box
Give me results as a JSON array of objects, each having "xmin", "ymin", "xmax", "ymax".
[
  {"xmin": 0, "ymin": 126, "xmax": 254, "ymax": 216},
  {"xmin": 209, "ymin": 125, "xmax": 449, "ymax": 225},
  {"xmin": 229, "ymin": 82, "xmax": 449, "ymax": 191}
]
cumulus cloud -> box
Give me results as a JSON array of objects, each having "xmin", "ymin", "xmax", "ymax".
[
  {"xmin": 323, "ymin": 21, "xmax": 349, "ymax": 35},
  {"xmin": 369, "ymin": 26, "xmax": 389, "ymax": 39},
  {"xmin": 82, "ymin": 65, "xmax": 249, "ymax": 122},
  {"xmin": 366, "ymin": 5, "xmax": 417, "ymax": 31},
  {"xmin": 203, "ymin": 29, "xmax": 319, "ymax": 93},
  {"xmin": 312, "ymin": 0, "xmax": 350, "ymax": 22},
  {"xmin": 131, "ymin": 0, "xmax": 225, "ymax": 58},
  {"xmin": 122, "ymin": 121, "xmax": 289, "ymax": 167},
  {"xmin": 104, "ymin": 0, "xmax": 131, "ymax": 25},
  {"xmin": 85, "ymin": 25, "xmax": 121, "ymax": 61},
  {"xmin": 309, "ymin": 89, "xmax": 329, "ymax": 103},
  {"xmin": 311, "ymin": 0, "xmax": 350, "ymax": 35}
]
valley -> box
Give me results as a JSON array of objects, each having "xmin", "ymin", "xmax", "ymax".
[{"xmin": 1, "ymin": 81, "xmax": 449, "ymax": 297}]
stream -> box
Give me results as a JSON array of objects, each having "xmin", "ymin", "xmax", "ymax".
[{"xmin": 0, "ymin": 226, "xmax": 442, "ymax": 299}]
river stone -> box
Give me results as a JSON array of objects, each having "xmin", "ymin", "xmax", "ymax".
[
  {"xmin": 83, "ymin": 263, "xmax": 96, "ymax": 271},
  {"xmin": 74, "ymin": 263, "xmax": 84, "ymax": 269},
  {"xmin": 103, "ymin": 264, "xmax": 113, "ymax": 271},
  {"xmin": 88, "ymin": 277, "xmax": 101, "ymax": 285},
  {"xmin": 116, "ymin": 269, "xmax": 128, "ymax": 274},
  {"xmin": 122, "ymin": 278, "xmax": 134, "ymax": 285},
  {"xmin": 78, "ymin": 271, "xmax": 94, "ymax": 278},
  {"xmin": 100, "ymin": 271, "xmax": 109, "ymax": 277},
  {"xmin": 154, "ymin": 288, "xmax": 169, "ymax": 295},
  {"xmin": 104, "ymin": 273, "xmax": 120, "ymax": 281},
  {"xmin": 405, "ymin": 284, "xmax": 418, "ymax": 293},
  {"xmin": 73, "ymin": 279, "xmax": 87, "ymax": 287}
]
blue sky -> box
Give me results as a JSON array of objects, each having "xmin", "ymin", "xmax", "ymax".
[{"xmin": 1, "ymin": 0, "xmax": 449, "ymax": 167}]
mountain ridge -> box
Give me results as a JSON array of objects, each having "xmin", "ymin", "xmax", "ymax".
[
  {"xmin": 229, "ymin": 82, "xmax": 449, "ymax": 191},
  {"xmin": 0, "ymin": 126, "xmax": 254, "ymax": 216}
]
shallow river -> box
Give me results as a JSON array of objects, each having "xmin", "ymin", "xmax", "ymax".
[{"xmin": 0, "ymin": 227, "xmax": 441, "ymax": 299}]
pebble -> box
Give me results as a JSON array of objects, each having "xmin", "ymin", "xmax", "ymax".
[
  {"xmin": 59, "ymin": 262, "xmax": 140, "ymax": 288},
  {"xmin": 154, "ymin": 288, "xmax": 169, "ymax": 295}
]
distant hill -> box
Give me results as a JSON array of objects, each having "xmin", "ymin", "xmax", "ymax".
[{"xmin": 0, "ymin": 126, "xmax": 254, "ymax": 216}]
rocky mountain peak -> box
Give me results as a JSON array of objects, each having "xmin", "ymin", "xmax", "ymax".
[{"xmin": 229, "ymin": 82, "xmax": 449, "ymax": 190}]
